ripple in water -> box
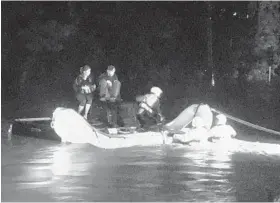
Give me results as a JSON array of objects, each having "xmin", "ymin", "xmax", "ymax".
[{"xmin": 1, "ymin": 135, "xmax": 280, "ymax": 201}]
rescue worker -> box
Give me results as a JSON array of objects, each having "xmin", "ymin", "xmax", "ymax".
[
  {"xmin": 208, "ymin": 114, "xmax": 237, "ymax": 142},
  {"xmin": 73, "ymin": 65, "xmax": 96, "ymax": 120},
  {"xmin": 136, "ymin": 86, "xmax": 164, "ymax": 130},
  {"xmin": 173, "ymin": 116, "xmax": 209, "ymax": 145},
  {"xmin": 98, "ymin": 65, "xmax": 122, "ymax": 127}
]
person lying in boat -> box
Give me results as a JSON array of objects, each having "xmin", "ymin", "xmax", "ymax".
[
  {"xmin": 208, "ymin": 114, "xmax": 237, "ymax": 142},
  {"xmin": 98, "ymin": 65, "xmax": 122, "ymax": 127},
  {"xmin": 136, "ymin": 86, "xmax": 165, "ymax": 130},
  {"xmin": 73, "ymin": 65, "xmax": 96, "ymax": 120},
  {"xmin": 172, "ymin": 116, "xmax": 209, "ymax": 145}
]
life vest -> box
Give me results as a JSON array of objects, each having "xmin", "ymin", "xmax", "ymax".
[{"xmin": 139, "ymin": 93, "xmax": 159, "ymax": 114}]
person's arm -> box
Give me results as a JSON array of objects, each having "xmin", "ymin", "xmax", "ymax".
[
  {"xmin": 73, "ymin": 76, "xmax": 83, "ymax": 93},
  {"xmin": 173, "ymin": 131, "xmax": 200, "ymax": 145},
  {"xmin": 207, "ymin": 127, "xmax": 221, "ymax": 142},
  {"xmin": 154, "ymin": 100, "xmax": 164, "ymax": 122},
  {"xmin": 88, "ymin": 75, "xmax": 96, "ymax": 92},
  {"xmin": 114, "ymin": 74, "xmax": 119, "ymax": 82},
  {"xmin": 229, "ymin": 126, "xmax": 237, "ymax": 138}
]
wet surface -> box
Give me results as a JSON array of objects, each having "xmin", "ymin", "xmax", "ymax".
[{"xmin": 2, "ymin": 134, "xmax": 280, "ymax": 202}]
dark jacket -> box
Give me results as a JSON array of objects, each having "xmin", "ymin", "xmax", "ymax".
[
  {"xmin": 98, "ymin": 72, "xmax": 121, "ymax": 100},
  {"xmin": 73, "ymin": 75, "xmax": 96, "ymax": 94},
  {"xmin": 98, "ymin": 72, "xmax": 119, "ymax": 84}
]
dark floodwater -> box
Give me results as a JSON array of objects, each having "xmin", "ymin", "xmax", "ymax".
[{"xmin": 2, "ymin": 134, "xmax": 280, "ymax": 202}]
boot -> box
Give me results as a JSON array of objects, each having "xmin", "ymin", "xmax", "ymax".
[
  {"xmin": 84, "ymin": 104, "xmax": 91, "ymax": 120},
  {"xmin": 78, "ymin": 105, "xmax": 84, "ymax": 114}
]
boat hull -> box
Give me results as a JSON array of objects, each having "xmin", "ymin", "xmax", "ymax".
[
  {"xmin": 11, "ymin": 120, "xmax": 61, "ymax": 141},
  {"xmin": 164, "ymin": 103, "xmax": 213, "ymax": 133}
]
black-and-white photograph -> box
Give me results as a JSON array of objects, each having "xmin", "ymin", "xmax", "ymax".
[{"xmin": 2, "ymin": 1, "xmax": 280, "ymax": 202}]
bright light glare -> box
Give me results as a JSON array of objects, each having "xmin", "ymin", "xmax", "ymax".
[
  {"xmin": 51, "ymin": 148, "xmax": 72, "ymax": 176},
  {"xmin": 191, "ymin": 138, "xmax": 280, "ymax": 156},
  {"xmin": 233, "ymin": 12, "xmax": 237, "ymax": 16}
]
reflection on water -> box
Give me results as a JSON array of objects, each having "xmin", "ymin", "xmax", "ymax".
[{"xmin": 2, "ymin": 135, "xmax": 280, "ymax": 201}]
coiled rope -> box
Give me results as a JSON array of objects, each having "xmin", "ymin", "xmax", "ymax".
[{"xmin": 211, "ymin": 108, "xmax": 280, "ymax": 136}]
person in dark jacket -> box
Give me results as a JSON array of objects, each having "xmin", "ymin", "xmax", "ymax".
[
  {"xmin": 73, "ymin": 65, "xmax": 96, "ymax": 119},
  {"xmin": 98, "ymin": 65, "xmax": 122, "ymax": 127},
  {"xmin": 98, "ymin": 65, "xmax": 121, "ymax": 102},
  {"xmin": 136, "ymin": 86, "xmax": 164, "ymax": 130}
]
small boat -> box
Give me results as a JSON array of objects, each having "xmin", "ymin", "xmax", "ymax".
[{"xmin": 10, "ymin": 104, "xmax": 212, "ymax": 148}]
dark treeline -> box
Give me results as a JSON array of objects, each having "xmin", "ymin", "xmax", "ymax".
[{"xmin": 2, "ymin": 1, "xmax": 279, "ymax": 106}]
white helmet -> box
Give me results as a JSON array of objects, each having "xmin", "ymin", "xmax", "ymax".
[
  {"xmin": 216, "ymin": 114, "xmax": 227, "ymax": 125},
  {"xmin": 150, "ymin": 86, "xmax": 163, "ymax": 97},
  {"xmin": 192, "ymin": 116, "xmax": 204, "ymax": 128}
]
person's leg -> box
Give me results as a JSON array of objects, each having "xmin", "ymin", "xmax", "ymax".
[
  {"xmin": 106, "ymin": 102, "xmax": 115, "ymax": 127},
  {"xmin": 137, "ymin": 110, "xmax": 148, "ymax": 129},
  {"xmin": 115, "ymin": 101, "xmax": 124, "ymax": 127},
  {"xmin": 105, "ymin": 102, "xmax": 118, "ymax": 127},
  {"xmin": 144, "ymin": 113, "xmax": 159, "ymax": 130},
  {"xmin": 84, "ymin": 94, "xmax": 93, "ymax": 120},
  {"xmin": 76, "ymin": 93, "xmax": 86, "ymax": 114},
  {"xmin": 78, "ymin": 105, "xmax": 84, "ymax": 114},
  {"xmin": 97, "ymin": 100, "xmax": 109, "ymax": 124}
]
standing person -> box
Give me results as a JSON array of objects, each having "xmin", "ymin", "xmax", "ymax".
[
  {"xmin": 98, "ymin": 65, "xmax": 122, "ymax": 127},
  {"xmin": 136, "ymin": 86, "xmax": 164, "ymax": 130},
  {"xmin": 73, "ymin": 65, "xmax": 96, "ymax": 120}
]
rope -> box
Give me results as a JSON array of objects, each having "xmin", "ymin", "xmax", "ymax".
[{"xmin": 211, "ymin": 108, "xmax": 280, "ymax": 136}]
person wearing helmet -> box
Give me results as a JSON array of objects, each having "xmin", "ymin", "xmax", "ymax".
[
  {"xmin": 73, "ymin": 65, "xmax": 96, "ymax": 120},
  {"xmin": 208, "ymin": 114, "xmax": 237, "ymax": 142},
  {"xmin": 173, "ymin": 116, "xmax": 209, "ymax": 145},
  {"xmin": 136, "ymin": 86, "xmax": 164, "ymax": 130},
  {"xmin": 98, "ymin": 65, "xmax": 122, "ymax": 127}
]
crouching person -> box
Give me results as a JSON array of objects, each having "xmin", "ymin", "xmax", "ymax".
[
  {"xmin": 136, "ymin": 86, "xmax": 164, "ymax": 130},
  {"xmin": 208, "ymin": 114, "xmax": 237, "ymax": 143},
  {"xmin": 73, "ymin": 65, "xmax": 96, "ymax": 120},
  {"xmin": 173, "ymin": 116, "xmax": 209, "ymax": 145}
]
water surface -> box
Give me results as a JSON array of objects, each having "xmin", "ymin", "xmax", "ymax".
[{"xmin": 2, "ymin": 134, "xmax": 280, "ymax": 202}]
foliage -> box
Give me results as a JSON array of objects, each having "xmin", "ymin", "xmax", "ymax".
[
  {"xmin": 4, "ymin": 1, "xmax": 280, "ymax": 103},
  {"xmin": 251, "ymin": 2, "xmax": 280, "ymax": 81},
  {"xmin": 19, "ymin": 20, "xmax": 76, "ymax": 53}
]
